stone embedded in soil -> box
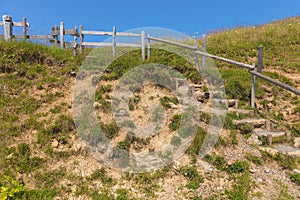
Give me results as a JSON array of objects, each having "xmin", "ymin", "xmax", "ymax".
[
  {"xmin": 249, "ymin": 168, "xmax": 257, "ymax": 173},
  {"xmin": 51, "ymin": 139, "xmax": 59, "ymax": 148},
  {"xmin": 293, "ymin": 169, "xmax": 300, "ymax": 174},
  {"xmin": 294, "ymin": 137, "xmax": 300, "ymax": 148},
  {"xmin": 247, "ymin": 134, "xmax": 262, "ymax": 145}
]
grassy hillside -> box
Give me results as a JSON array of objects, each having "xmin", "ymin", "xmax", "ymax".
[
  {"xmin": 203, "ymin": 16, "xmax": 300, "ymax": 132},
  {"xmin": 0, "ymin": 17, "xmax": 299, "ymax": 199}
]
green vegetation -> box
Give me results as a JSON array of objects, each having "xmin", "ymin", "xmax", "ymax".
[
  {"xmin": 100, "ymin": 121, "xmax": 119, "ymax": 139},
  {"xmin": 0, "ymin": 16, "xmax": 299, "ymax": 199},
  {"xmin": 128, "ymin": 94, "xmax": 141, "ymax": 110},
  {"xmin": 179, "ymin": 165, "xmax": 204, "ymax": 190},
  {"xmin": 169, "ymin": 114, "xmax": 181, "ymax": 131},
  {"xmin": 160, "ymin": 96, "xmax": 179, "ymax": 109},
  {"xmin": 290, "ymin": 173, "xmax": 300, "ymax": 186}
]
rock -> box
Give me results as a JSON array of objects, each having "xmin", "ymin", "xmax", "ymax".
[
  {"xmin": 258, "ymin": 146, "xmax": 279, "ymax": 156},
  {"xmin": 249, "ymin": 168, "xmax": 257, "ymax": 173},
  {"xmin": 257, "ymin": 178, "xmax": 263, "ymax": 183},
  {"xmin": 51, "ymin": 139, "xmax": 59, "ymax": 148},
  {"xmin": 93, "ymin": 102, "xmax": 101, "ymax": 109},
  {"xmin": 293, "ymin": 169, "xmax": 300, "ymax": 174},
  {"xmin": 170, "ymin": 103, "xmax": 179, "ymax": 109},
  {"xmin": 264, "ymin": 168, "xmax": 270, "ymax": 173},
  {"xmin": 32, "ymin": 130, "xmax": 38, "ymax": 134},
  {"xmin": 70, "ymin": 71, "xmax": 77, "ymax": 77},
  {"xmin": 294, "ymin": 137, "xmax": 300, "ymax": 148},
  {"xmin": 73, "ymin": 142, "xmax": 84, "ymax": 152},
  {"xmin": 247, "ymin": 134, "xmax": 262, "ymax": 145}
]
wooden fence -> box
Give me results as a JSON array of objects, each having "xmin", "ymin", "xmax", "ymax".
[
  {"xmin": 1, "ymin": 15, "xmax": 299, "ymax": 106},
  {"xmin": 0, "ymin": 15, "xmax": 146, "ymax": 57}
]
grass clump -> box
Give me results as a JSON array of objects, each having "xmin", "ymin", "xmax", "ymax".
[
  {"xmin": 169, "ymin": 114, "xmax": 181, "ymax": 131},
  {"xmin": 128, "ymin": 95, "xmax": 141, "ymax": 110},
  {"xmin": 179, "ymin": 165, "xmax": 204, "ymax": 190},
  {"xmin": 204, "ymin": 154, "xmax": 227, "ymax": 171},
  {"xmin": 160, "ymin": 96, "xmax": 179, "ymax": 109},
  {"xmin": 290, "ymin": 173, "xmax": 300, "ymax": 186},
  {"xmin": 100, "ymin": 121, "xmax": 119, "ymax": 139}
]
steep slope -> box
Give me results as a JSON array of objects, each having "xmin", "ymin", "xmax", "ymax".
[{"xmin": 0, "ymin": 17, "xmax": 299, "ymax": 200}]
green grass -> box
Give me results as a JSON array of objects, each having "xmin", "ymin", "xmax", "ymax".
[
  {"xmin": 169, "ymin": 114, "xmax": 181, "ymax": 131},
  {"xmin": 0, "ymin": 16, "xmax": 299, "ymax": 199},
  {"xmin": 179, "ymin": 165, "xmax": 204, "ymax": 190}
]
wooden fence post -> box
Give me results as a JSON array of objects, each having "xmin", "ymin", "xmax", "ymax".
[
  {"xmin": 202, "ymin": 34, "xmax": 207, "ymax": 69},
  {"xmin": 60, "ymin": 22, "xmax": 64, "ymax": 49},
  {"xmin": 22, "ymin": 17, "xmax": 27, "ymax": 40},
  {"xmin": 195, "ymin": 47, "xmax": 199, "ymax": 71},
  {"xmin": 2, "ymin": 15, "xmax": 13, "ymax": 41},
  {"xmin": 73, "ymin": 26, "xmax": 78, "ymax": 56},
  {"xmin": 80, "ymin": 25, "xmax": 84, "ymax": 54},
  {"xmin": 251, "ymin": 63, "xmax": 256, "ymax": 108},
  {"xmin": 147, "ymin": 34, "xmax": 151, "ymax": 59},
  {"xmin": 257, "ymin": 45, "xmax": 263, "ymax": 73},
  {"xmin": 141, "ymin": 31, "xmax": 145, "ymax": 61},
  {"xmin": 52, "ymin": 26, "xmax": 56, "ymax": 44},
  {"xmin": 112, "ymin": 26, "xmax": 116, "ymax": 57}
]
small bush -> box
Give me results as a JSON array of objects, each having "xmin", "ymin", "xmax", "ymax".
[{"xmin": 0, "ymin": 176, "xmax": 25, "ymax": 199}]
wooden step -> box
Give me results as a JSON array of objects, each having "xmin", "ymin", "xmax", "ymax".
[
  {"xmin": 274, "ymin": 144, "xmax": 300, "ymax": 156},
  {"xmin": 228, "ymin": 108, "xmax": 254, "ymax": 116},
  {"xmin": 233, "ymin": 118, "xmax": 266, "ymax": 128},
  {"xmin": 253, "ymin": 129, "xmax": 290, "ymax": 145},
  {"xmin": 214, "ymin": 99, "xmax": 238, "ymax": 108},
  {"xmin": 253, "ymin": 129, "xmax": 286, "ymax": 137}
]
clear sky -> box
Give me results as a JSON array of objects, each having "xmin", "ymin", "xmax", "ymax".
[{"xmin": 1, "ymin": 0, "xmax": 299, "ymax": 37}]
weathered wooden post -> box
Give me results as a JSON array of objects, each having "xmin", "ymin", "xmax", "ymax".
[
  {"xmin": 2, "ymin": 15, "xmax": 13, "ymax": 41},
  {"xmin": 60, "ymin": 22, "xmax": 64, "ymax": 49},
  {"xmin": 257, "ymin": 45, "xmax": 263, "ymax": 73},
  {"xmin": 22, "ymin": 17, "xmax": 27, "ymax": 40},
  {"xmin": 73, "ymin": 26, "xmax": 78, "ymax": 56},
  {"xmin": 202, "ymin": 34, "xmax": 207, "ymax": 69},
  {"xmin": 250, "ymin": 63, "xmax": 256, "ymax": 108},
  {"xmin": 267, "ymin": 134, "xmax": 272, "ymax": 146},
  {"xmin": 79, "ymin": 25, "xmax": 84, "ymax": 54},
  {"xmin": 52, "ymin": 26, "xmax": 59, "ymax": 45},
  {"xmin": 112, "ymin": 26, "xmax": 116, "ymax": 57},
  {"xmin": 147, "ymin": 34, "xmax": 151, "ymax": 59},
  {"xmin": 195, "ymin": 47, "xmax": 199, "ymax": 71},
  {"xmin": 141, "ymin": 31, "xmax": 145, "ymax": 61}
]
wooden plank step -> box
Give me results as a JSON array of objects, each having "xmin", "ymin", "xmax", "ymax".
[
  {"xmin": 214, "ymin": 99, "xmax": 238, "ymax": 108},
  {"xmin": 253, "ymin": 129, "xmax": 286, "ymax": 137},
  {"xmin": 228, "ymin": 108, "xmax": 254, "ymax": 115},
  {"xmin": 274, "ymin": 144, "xmax": 300, "ymax": 156},
  {"xmin": 233, "ymin": 118, "xmax": 266, "ymax": 128}
]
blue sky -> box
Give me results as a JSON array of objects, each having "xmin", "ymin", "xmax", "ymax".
[{"xmin": 1, "ymin": 0, "xmax": 299, "ymax": 37}]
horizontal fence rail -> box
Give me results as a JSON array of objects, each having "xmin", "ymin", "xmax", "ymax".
[
  {"xmin": 195, "ymin": 51, "xmax": 255, "ymax": 70},
  {"xmin": 250, "ymin": 71, "xmax": 300, "ymax": 95},
  {"xmin": 147, "ymin": 36, "xmax": 197, "ymax": 50}
]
